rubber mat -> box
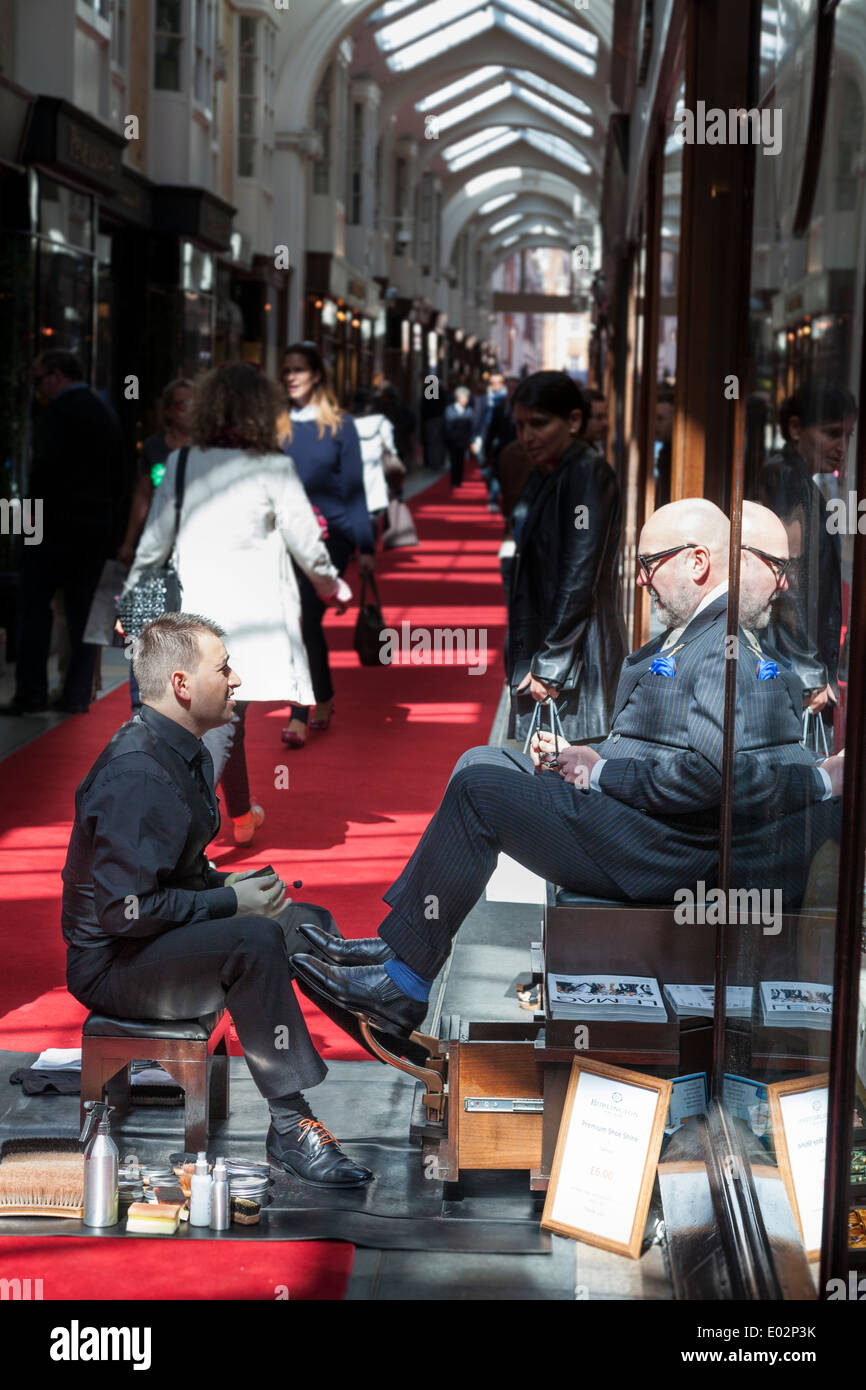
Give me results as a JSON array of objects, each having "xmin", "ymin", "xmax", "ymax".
[{"xmin": 0, "ymin": 1059, "xmax": 550, "ymax": 1254}]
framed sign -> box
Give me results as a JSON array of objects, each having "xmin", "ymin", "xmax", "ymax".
[
  {"xmin": 767, "ymin": 1073, "xmax": 829, "ymax": 1260},
  {"xmin": 541, "ymin": 1058, "xmax": 672, "ymax": 1258}
]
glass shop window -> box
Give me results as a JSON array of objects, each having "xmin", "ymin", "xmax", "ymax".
[
  {"xmin": 155, "ymin": 0, "xmax": 184, "ymax": 92},
  {"xmin": 194, "ymin": 0, "xmax": 215, "ymax": 110},
  {"xmin": 238, "ymin": 16, "xmax": 258, "ymax": 179},
  {"xmin": 312, "ymin": 67, "xmax": 332, "ymax": 196},
  {"xmin": 725, "ymin": 0, "xmax": 866, "ymax": 1275}
]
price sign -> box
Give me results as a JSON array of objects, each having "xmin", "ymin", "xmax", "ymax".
[
  {"xmin": 541, "ymin": 1058, "xmax": 672, "ymax": 1258},
  {"xmin": 767, "ymin": 1074, "xmax": 829, "ymax": 1260}
]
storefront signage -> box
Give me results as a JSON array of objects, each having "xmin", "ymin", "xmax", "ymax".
[
  {"xmin": 153, "ymin": 187, "xmax": 236, "ymax": 252},
  {"xmin": 25, "ymin": 97, "xmax": 124, "ymax": 196},
  {"xmin": 541, "ymin": 1058, "xmax": 671, "ymax": 1257},
  {"xmin": 767, "ymin": 1074, "xmax": 829, "ymax": 1260}
]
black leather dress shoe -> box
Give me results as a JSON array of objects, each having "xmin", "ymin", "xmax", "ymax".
[
  {"xmin": 298, "ymin": 921, "xmax": 393, "ymax": 966},
  {"xmin": 266, "ymin": 1119, "xmax": 372, "ymax": 1188},
  {"xmin": 292, "ymin": 955, "xmax": 427, "ymax": 1037}
]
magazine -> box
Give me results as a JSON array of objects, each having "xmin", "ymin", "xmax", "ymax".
[
  {"xmin": 547, "ymin": 972, "xmax": 667, "ymax": 1022},
  {"xmin": 759, "ymin": 980, "xmax": 833, "ymax": 1030}
]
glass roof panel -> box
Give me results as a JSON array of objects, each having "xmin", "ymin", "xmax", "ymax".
[
  {"xmin": 415, "ymin": 67, "xmax": 504, "ymax": 112},
  {"xmin": 479, "ymin": 192, "xmax": 517, "ymax": 213},
  {"xmin": 502, "ymin": 13, "xmax": 596, "ymax": 75},
  {"xmin": 447, "ymin": 129, "xmax": 521, "ymax": 170},
  {"xmin": 488, "ymin": 212, "xmax": 522, "ymax": 234},
  {"xmin": 524, "ymin": 128, "xmax": 591, "ymax": 174},
  {"xmin": 515, "ymin": 86, "xmax": 593, "ymax": 138},
  {"xmin": 500, "ymin": 233, "xmax": 521, "ymax": 246},
  {"xmin": 443, "ymin": 126, "xmax": 510, "ymax": 160},
  {"xmin": 465, "ymin": 165, "xmax": 522, "ymax": 197},
  {"xmin": 385, "ymin": 7, "xmax": 495, "ymax": 70},
  {"xmin": 500, "ymin": 0, "xmax": 598, "ymax": 55},
  {"xmin": 513, "ymin": 68, "xmax": 592, "ymax": 116},
  {"xmin": 433, "ymin": 81, "xmax": 513, "ymax": 131},
  {"xmin": 375, "ymin": 0, "xmax": 487, "ymax": 53}
]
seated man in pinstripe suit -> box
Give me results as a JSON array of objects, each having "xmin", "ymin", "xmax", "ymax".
[{"xmin": 293, "ymin": 500, "xmax": 842, "ymax": 1039}]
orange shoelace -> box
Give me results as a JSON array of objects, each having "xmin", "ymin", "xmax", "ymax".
[{"xmin": 297, "ymin": 1118, "xmax": 337, "ymax": 1147}]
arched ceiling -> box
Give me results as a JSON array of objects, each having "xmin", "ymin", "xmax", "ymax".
[{"xmin": 275, "ymin": 0, "xmax": 611, "ymax": 274}]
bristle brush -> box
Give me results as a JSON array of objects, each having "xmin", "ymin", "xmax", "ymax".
[{"xmin": 0, "ymin": 1137, "xmax": 85, "ymax": 1218}]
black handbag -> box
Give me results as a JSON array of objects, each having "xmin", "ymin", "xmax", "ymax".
[
  {"xmin": 116, "ymin": 447, "xmax": 190, "ymax": 639},
  {"xmin": 353, "ymin": 572, "xmax": 385, "ymax": 666}
]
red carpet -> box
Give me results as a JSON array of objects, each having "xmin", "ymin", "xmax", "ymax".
[
  {"xmin": 0, "ymin": 468, "xmax": 506, "ymax": 1063},
  {"xmin": 0, "ymin": 1237, "xmax": 353, "ymax": 1300}
]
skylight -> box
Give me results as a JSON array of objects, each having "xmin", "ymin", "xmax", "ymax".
[
  {"xmin": 431, "ymin": 81, "xmax": 513, "ymax": 132},
  {"xmin": 443, "ymin": 126, "xmax": 510, "ymax": 161},
  {"xmin": 502, "ymin": 14, "xmax": 596, "ymax": 75},
  {"xmin": 465, "ymin": 166, "xmax": 522, "ymax": 198},
  {"xmin": 488, "ymin": 213, "xmax": 522, "ymax": 234},
  {"xmin": 514, "ymin": 69, "xmax": 592, "ymax": 117},
  {"xmin": 447, "ymin": 130, "xmax": 521, "ymax": 171},
  {"xmin": 375, "ymin": 0, "xmax": 487, "ymax": 53},
  {"xmin": 479, "ymin": 192, "xmax": 517, "ymax": 214},
  {"xmin": 515, "ymin": 86, "xmax": 593, "ymax": 139},
  {"xmin": 416, "ymin": 68, "xmax": 504, "ymax": 113},
  {"xmin": 500, "ymin": 234, "xmax": 521, "ymax": 247},
  {"xmin": 384, "ymin": 7, "xmax": 495, "ymax": 69},
  {"xmin": 524, "ymin": 129, "xmax": 591, "ymax": 175},
  {"xmin": 500, "ymin": 0, "xmax": 598, "ymax": 56},
  {"xmin": 526, "ymin": 222, "xmax": 567, "ymax": 237}
]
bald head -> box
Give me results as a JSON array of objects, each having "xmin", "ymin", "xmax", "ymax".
[
  {"xmin": 637, "ymin": 499, "xmax": 730, "ymax": 628},
  {"xmin": 741, "ymin": 500, "xmax": 789, "ymax": 557},
  {"xmin": 739, "ymin": 501, "xmax": 790, "ymax": 630}
]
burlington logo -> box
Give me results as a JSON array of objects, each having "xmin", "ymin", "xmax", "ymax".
[
  {"xmin": 379, "ymin": 621, "xmax": 488, "ymax": 676},
  {"xmin": 673, "ymin": 102, "xmax": 782, "ymax": 156},
  {"xmin": 49, "ymin": 1321, "xmax": 152, "ymax": 1371}
]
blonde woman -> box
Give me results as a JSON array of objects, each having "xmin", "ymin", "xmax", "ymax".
[
  {"xmin": 280, "ymin": 342, "xmax": 375, "ymax": 748},
  {"xmin": 121, "ymin": 363, "xmax": 350, "ymax": 843}
]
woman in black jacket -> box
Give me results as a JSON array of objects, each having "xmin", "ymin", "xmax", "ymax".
[{"xmin": 507, "ymin": 372, "xmax": 627, "ymax": 744}]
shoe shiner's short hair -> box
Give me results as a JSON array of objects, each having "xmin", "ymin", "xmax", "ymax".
[{"xmin": 132, "ymin": 613, "xmax": 227, "ymax": 702}]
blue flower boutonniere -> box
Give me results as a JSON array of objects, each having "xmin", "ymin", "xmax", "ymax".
[
  {"xmin": 650, "ymin": 654, "xmax": 677, "ymax": 677},
  {"xmin": 756, "ymin": 658, "xmax": 779, "ymax": 680}
]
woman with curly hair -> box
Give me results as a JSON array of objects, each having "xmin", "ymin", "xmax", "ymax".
[
  {"xmin": 280, "ymin": 342, "xmax": 375, "ymax": 748},
  {"xmin": 122, "ymin": 362, "xmax": 350, "ymax": 844}
]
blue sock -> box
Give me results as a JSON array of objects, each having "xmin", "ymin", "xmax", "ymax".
[{"xmin": 384, "ymin": 957, "xmax": 433, "ymax": 1003}]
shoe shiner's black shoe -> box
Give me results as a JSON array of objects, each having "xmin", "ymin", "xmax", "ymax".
[{"xmin": 266, "ymin": 1108, "xmax": 372, "ymax": 1189}]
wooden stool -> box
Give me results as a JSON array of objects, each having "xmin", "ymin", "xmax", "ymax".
[{"xmin": 80, "ymin": 1009, "xmax": 231, "ymax": 1151}]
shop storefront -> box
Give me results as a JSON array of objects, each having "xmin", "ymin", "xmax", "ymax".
[{"xmin": 600, "ymin": 0, "xmax": 866, "ymax": 1296}]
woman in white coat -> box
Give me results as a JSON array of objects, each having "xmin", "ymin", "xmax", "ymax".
[
  {"xmin": 123, "ymin": 363, "xmax": 349, "ymax": 844},
  {"xmin": 352, "ymin": 387, "xmax": 399, "ymax": 524}
]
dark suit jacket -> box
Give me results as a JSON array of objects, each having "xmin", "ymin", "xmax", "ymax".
[
  {"xmin": 444, "ymin": 403, "xmax": 474, "ymax": 452},
  {"xmin": 32, "ymin": 385, "xmax": 129, "ymax": 549},
  {"xmin": 752, "ymin": 444, "xmax": 842, "ymax": 688},
  {"xmin": 508, "ymin": 440, "xmax": 627, "ymax": 740},
  {"xmin": 585, "ymin": 597, "xmax": 830, "ymax": 902}
]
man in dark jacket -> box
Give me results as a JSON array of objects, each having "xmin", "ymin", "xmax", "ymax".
[
  {"xmin": 3, "ymin": 351, "xmax": 131, "ymax": 715},
  {"xmin": 62, "ymin": 611, "xmax": 371, "ymax": 1187}
]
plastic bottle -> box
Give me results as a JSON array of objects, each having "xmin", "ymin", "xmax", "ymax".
[
  {"xmin": 210, "ymin": 1156, "xmax": 230, "ymax": 1231},
  {"xmin": 189, "ymin": 1152, "xmax": 212, "ymax": 1227},
  {"xmin": 81, "ymin": 1102, "xmax": 119, "ymax": 1228}
]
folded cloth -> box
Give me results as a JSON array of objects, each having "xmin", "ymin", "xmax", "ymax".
[
  {"xmin": 34, "ymin": 1048, "xmax": 82, "ymax": 1071},
  {"xmin": 10, "ymin": 1067, "xmax": 82, "ymax": 1095}
]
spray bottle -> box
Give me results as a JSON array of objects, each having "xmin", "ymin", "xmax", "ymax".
[
  {"xmin": 80, "ymin": 1101, "xmax": 119, "ymax": 1227},
  {"xmin": 189, "ymin": 1151, "xmax": 212, "ymax": 1227}
]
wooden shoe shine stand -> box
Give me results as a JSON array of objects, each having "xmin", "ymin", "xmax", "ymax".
[{"xmin": 369, "ymin": 887, "xmax": 834, "ymax": 1188}]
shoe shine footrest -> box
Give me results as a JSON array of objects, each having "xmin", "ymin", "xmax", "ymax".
[{"xmin": 357, "ymin": 1018, "xmax": 447, "ymax": 1121}]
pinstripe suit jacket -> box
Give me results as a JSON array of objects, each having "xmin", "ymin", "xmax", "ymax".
[{"xmin": 577, "ymin": 594, "xmax": 830, "ymax": 900}]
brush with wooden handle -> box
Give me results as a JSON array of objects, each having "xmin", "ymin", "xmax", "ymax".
[{"xmin": 0, "ymin": 1137, "xmax": 85, "ymax": 1218}]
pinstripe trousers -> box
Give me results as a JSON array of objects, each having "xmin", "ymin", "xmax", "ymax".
[{"xmin": 378, "ymin": 745, "xmax": 626, "ymax": 978}]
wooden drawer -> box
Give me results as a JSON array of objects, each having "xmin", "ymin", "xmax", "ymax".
[{"xmin": 450, "ymin": 1041, "xmax": 544, "ymax": 1173}]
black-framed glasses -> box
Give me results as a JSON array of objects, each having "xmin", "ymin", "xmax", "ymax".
[
  {"xmin": 741, "ymin": 543, "xmax": 791, "ymax": 583},
  {"xmin": 637, "ymin": 542, "xmax": 698, "ymax": 579}
]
